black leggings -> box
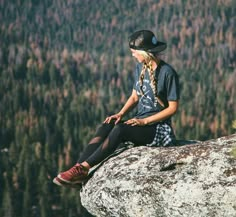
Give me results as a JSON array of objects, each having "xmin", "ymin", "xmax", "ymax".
[{"xmin": 77, "ymin": 122, "xmax": 157, "ymax": 167}]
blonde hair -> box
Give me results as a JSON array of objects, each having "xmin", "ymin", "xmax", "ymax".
[{"xmin": 137, "ymin": 50, "xmax": 165, "ymax": 108}]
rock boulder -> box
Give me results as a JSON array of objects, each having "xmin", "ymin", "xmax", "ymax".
[{"xmin": 80, "ymin": 134, "xmax": 236, "ymax": 217}]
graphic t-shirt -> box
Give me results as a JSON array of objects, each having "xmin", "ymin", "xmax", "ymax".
[{"xmin": 133, "ymin": 60, "xmax": 180, "ymax": 123}]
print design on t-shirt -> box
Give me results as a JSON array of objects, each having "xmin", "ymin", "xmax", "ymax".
[{"xmin": 136, "ymin": 78, "xmax": 156, "ymax": 110}]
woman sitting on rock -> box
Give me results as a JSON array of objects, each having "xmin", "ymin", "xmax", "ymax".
[{"xmin": 53, "ymin": 29, "xmax": 180, "ymax": 186}]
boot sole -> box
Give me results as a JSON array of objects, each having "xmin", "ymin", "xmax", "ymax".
[
  {"xmin": 57, "ymin": 174, "xmax": 87, "ymax": 184},
  {"xmin": 53, "ymin": 177, "xmax": 82, "ymax": 188}
]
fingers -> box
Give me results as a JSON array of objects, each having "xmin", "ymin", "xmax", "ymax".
[
  {"xmin": 104, "ymin": 116, "xmax": 112, "ymax": 123},
  {"xmin": 114, "ymin": 117, "xmax": 121, "ymax": 125},
  {"xmin": 114, "ymin": 117, "xmax": 119, "ymax": 125},
  {"xmin": 105, "ymin": 116, "xmax": 141, "ymax": 126},
  {"xmin": 103, "ymin": 117, "xmax": 110, "ymax": 123},
  {"xmin": 124, "ymin": 119, "xmax": 131, "ymax": 125},
  {"xmin": 125, "ymin": 119, "xmax": 138, "ymax": 126},
  {"xmin": 104, "ymin": 115, "xmax": 120, "ymax": 124}
]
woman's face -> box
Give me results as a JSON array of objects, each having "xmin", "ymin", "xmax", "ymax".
[{"xmin": 130, "ymin": 48, "xmax": 145, "ymax": 63}]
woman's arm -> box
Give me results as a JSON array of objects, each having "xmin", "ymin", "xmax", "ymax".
[
  {"xmin": 144, "ymin": 101, "xmax": 179, "ymax": 124},
  {"xmin": 118, "ymin": 89, "xmax": 139, "ymax": 116},
  {"xmin": 104, "ymin": 89, "xmax": 139, "ymax": 124},
  {"xmin": 125, "ymin": 100, "xmax": 179, "ymax": 126}
]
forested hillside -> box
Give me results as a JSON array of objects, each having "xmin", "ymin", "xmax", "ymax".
[{"xmin": 0, "ymin": 0, "xmax": 235, "ymax": 216}]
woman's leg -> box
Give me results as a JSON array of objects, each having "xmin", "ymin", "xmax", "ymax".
[
  {"xmin": 54, "ymin": 122, "xmax": 114, "ymax": 184},
  {"xmin": 77, "ymin": 122, "xmax": 114, "ymax": 163},
  {"xmin": 55, "ymin": 123, "xmax": 157, "ymax": 184},
  {"xmin": 85, "ymin": 123, "xmax": 157, "ymax": 167}
]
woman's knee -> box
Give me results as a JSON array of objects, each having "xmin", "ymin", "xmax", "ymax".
[
  {"xmin": 95, "ymin": 122, "xmax": 114, "ymax": 135},
  {"xmin": 111, "ymin": 123, "xmax": 126, "ymax": 136}
]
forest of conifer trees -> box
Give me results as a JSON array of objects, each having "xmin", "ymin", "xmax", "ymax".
[{"xmin": 0, "ymin": 0, "xmax": 235, "ymax": 216}]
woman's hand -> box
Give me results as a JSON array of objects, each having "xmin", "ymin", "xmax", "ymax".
[
  {"xmin": 125, "ymin": 118, "xmax": 147, "ymax": 126},
  {"xmin": 104, "ymin": 113, "xmax": 123, "ymax": 124}
]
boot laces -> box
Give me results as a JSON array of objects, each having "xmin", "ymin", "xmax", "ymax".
[{"xmin": 69, "ymin": 165, "xmax": 83, "ymax": 176}]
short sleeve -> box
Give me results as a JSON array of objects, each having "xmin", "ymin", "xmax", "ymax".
[
  {"xmin": 133, "ymin": 63, "xmax": 141, "ymax": 91},
  {"xmin": 166, "ymin": 70, "xmax": 180, "ymax": 101}
]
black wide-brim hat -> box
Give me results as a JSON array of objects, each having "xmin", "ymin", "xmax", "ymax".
[{"xmin": 129, "ymin": 30, "xmax": 167, "ymax": 53}]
